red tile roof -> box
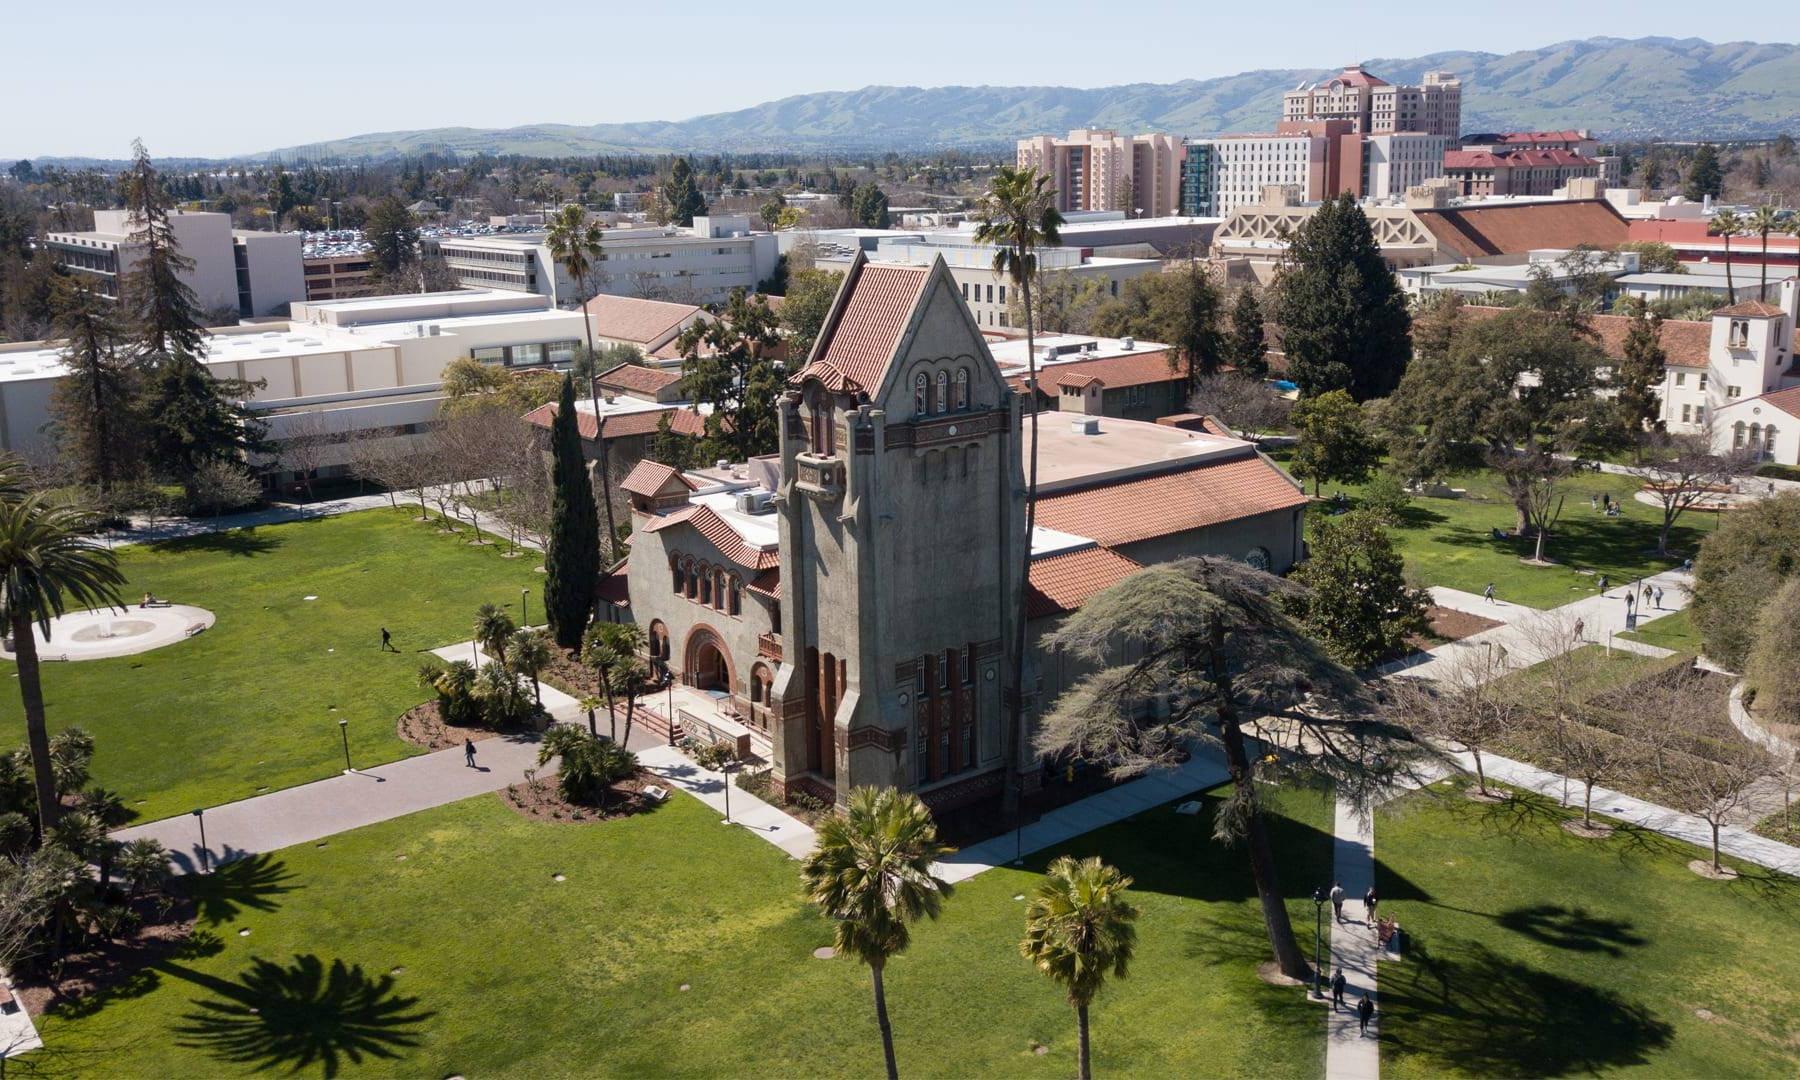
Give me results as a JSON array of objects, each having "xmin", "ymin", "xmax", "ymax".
[
  {"xmin": 597, "ymin": 563, "xmax": 631, "ymax": 606},
  {"xmin": 800, "ymin": 263, "xmax": 930, "ymax": 393},
  {"xmin": 1753, "ymin": 386, "xmax": 1800, "ymax": 419},
  {"xmin": 749, "ymin": 567, "xmax": 780, "ymax": 601},
  {"xmin": 1026, "ymin": 545, "xmax": 1142, "ymax": 619},
  {"xmin": 619, "ymin": 459, "xmax": 696, "ymax": 499},
  {"xmin": 1460, "ymin": 306, "xmax": 1712, "ymax": 369},
  {"xmin": 1412, "ymin": 200, "xmax": 1629, "ymax": 260},
  {"xmin": 1033, "ymin": 454, "xmax": 1307, "ymax": 548},
  {"xmin": 582, "ymin": 294, "xmax": 705, "ymax": 345},
  {"xmin": 1713, "ymin": 301, "xmax": 1785, "ymax": 318},
  {"xmin": 521, "ymin": 402, "xmax": 710, "ymax": 441},
  {"xmin": 1443, "ymin": 149, "xmax": 1598, "ymax": 170},
  {"xmin": 641, "ymin": 504, "xmax": 780, "ymax": 570},
  {"xmin": 1493, "ymin": 131, "xmax": 1590, "ymax": 144},
  {"xmin": 1326, "ymin": 66, "xmax": 1387, "ymax": 88},
  {"xmin": 1010, "ymin": 350, "xmax": 1187, "ymax": 394},
  {"xmin": 596, "ymin": 364, "xmax": 682, "ymax": 396}
]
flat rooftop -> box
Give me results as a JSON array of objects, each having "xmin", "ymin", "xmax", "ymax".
[
  {"xmin": 1024, "ymin": 415, "xmax": 1253, "ymax": 493},
  {"xmin": 987, "ymin": 334, "xmax": 1169, "ymax": 377}
]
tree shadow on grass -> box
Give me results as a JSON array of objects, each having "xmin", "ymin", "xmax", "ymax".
[
  {"xmin": 1495, "ymin": 904, "xmax": 1648, "ymax": 956},
  {"xmin": 169, "ymin": 954, "xmax": 432, "ymax": 1078},
  {"xmin": 154, "ymin": 529, "xmax": 284, "ymax": 559},
  {"xmin": 181, "ymin": 853, "xmax": 301, "ymax": 926},
  {"xmin": 1383, "ymin": 938, "xmax": 1673, "ymax": 1076}
]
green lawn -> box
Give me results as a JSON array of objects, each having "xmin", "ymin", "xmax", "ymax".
[
  {"xmin": 33, "ymin": 784, "xmax": 1334, "ymax": 1078},
  {"xmin": 2, "ymin": 509, "xmax": 541, "ymax": 823},
  {"xmin": 1377, "ymin": 780, "xmax": 1800, "ymax": 1077},
  {"xmin": 1274, "ymin": 454, "xmax": 1710, "ymax": 609},
  {"xmin": 1619, "ymin": 609, "xmax": 1703, "ymax": 654}
]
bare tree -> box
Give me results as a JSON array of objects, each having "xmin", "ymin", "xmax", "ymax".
[
  {"xmin": 1659, "ymin": 730, "xmax": 1778, "ymax": 875},
  {"xmin": 1187, "ymin": 373, "xmax": 1292, "ymax": 443},
  {"xmin": 1637, "ymin": 428, "xmax": 1759, "ymax": 556},
  {"xmin": 1492, "ymin": 451, "xmax": 1570, "ymax": 564},
  {"xmin": 1390, "ymin": 644, "xmax": 1526, "ymax": 798},
  {"xmin": 1549, "ymin": 715, "xmax": 1638, "ymax": 832},
  {"xmin": 273, "ymin": 411, "xmax": 332, "ymax": 500},
  {"xmin": 343, "ymin": 427, "xmax": 399, "ymax": 506}
]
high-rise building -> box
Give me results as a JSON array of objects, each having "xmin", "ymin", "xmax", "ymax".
[
  {"xmin": 1181, "ymin": 126, "xmax": 1444, "ymax": 216},
  {"xmin": 1016, "ymin": 129, "xmax": 1184, "ymax": 218},
  {"xmin": 1282, "ymin": 66, "xmax": 1461, "ymax": 139}
]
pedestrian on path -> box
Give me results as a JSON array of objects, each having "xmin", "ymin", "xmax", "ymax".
[
  {"xmin": 1483, "ymin": 583, "xmax": 1495, "ymax": 604},
  {"xmin": 1364, "ymin": 885, "xmax": 1379, "ymax": 924},
  {"xmin": 1597, "ymin": 574, "xmax": 1608, "ymax": 594},
  {"xmin": 1331, "ymin": 969, "xmax": 1347, "ymax": 1010},
  {"xmin": 464, "ymin": 738, "xmax": 477, "ymax": 768},
  {"xmin": 380, "ymin": 627, "xmax": 394, "ymax": 652},
  {"xmin": 1330, "ymin": 880, "xmax": 1345, "ymax": 922},
  {"xmin": 1654, "ymin": 586, "xmax": 1664, "ymax": 609},
  {"xmin": 1625, "ymin": 591, "xmax": 1636, "ymax": 614},
  {"xmin": 1589, "ymin": 493, "xmax": 1598, "ymax": 511},
  {"xmin": 1682, "ymin": 558, "xmax": 1693, "ymax": 572},
  {"xmin": 1357, "ymin": 994, "xmax": 1375, "ymax": 1036},
  {"xmin": 1573, "ymin": 617, "xmax": 1585, "ymax": 643}
]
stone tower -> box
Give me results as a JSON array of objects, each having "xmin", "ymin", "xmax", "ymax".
[{"xmin": 769, "ymin": 252, "xmax": 1027, "ymax": 810}]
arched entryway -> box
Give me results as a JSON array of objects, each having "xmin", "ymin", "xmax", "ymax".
[{"xmin": 683, "ymin": 625, "xmax": 734, "ymax": 695}]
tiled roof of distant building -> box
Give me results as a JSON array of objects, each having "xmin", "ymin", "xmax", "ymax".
[
  {"xmin": 520, "ymin": 402, "xmax": 710, "ymax": 441},
  {"xmin": 619, "ymin": 459, "xmax": 697, "ymax": 499},
  {"xmin": 1033, "ymin": 454, "xmax": 1306, "ymax": 548},
  {"xmin": 596, "ymin": 364, "xmax": 682, "ymax": 396},
  {"xmin": 1460, "ymin": 306, "xmax": 1712, "ymax": 369},
  {"xmin": 1751, "ymin": 386, "xmax": 1800, "ymax": 419},
  {"xmin": 641, "ymin": 504, "xmax": 780, "ymax": 570},
  {"xmin": 1412, "ymin": 200, "xmax": 1629, "ymax": 260},
  {"xmin": 1010, "ymin": 350, "xmax": 1185, "ymax": 394},
  {"xmin": 799, "ymin": 261, "xmax": 931, "ymax": 393},
  {"xmin": 1443, "ymin": 149, "xmax": 1598, "ymax": 169},
  {"xmin": 582, "ymin": 294, "xmax": 705, "ymax": 345},
  {"xmin": 1026, "ymin": 545, "xmax": 1142, "ymax": 619},
  {"xmin": 1713, "ymin": 301, "xmax": 1785, "ymax": 318}
]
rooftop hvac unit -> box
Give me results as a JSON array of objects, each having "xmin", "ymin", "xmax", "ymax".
[
  {"xmin": 428, "ymin": 324, "xmax": 441, "ymax": 336},
  {"xmin": 1071, "ymin": 418, "xmax": 1101, "ymax": 436},
  {"xmin": 1120, "ymin": 336, "xmax": 1135, "ymax": 349},
  {"xmin": 734, "ymin": 490, "xmax": 772, "ymax": 515}
]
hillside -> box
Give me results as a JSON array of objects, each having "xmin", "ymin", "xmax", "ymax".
[{"xmin": 262, "ymin": 36, "xmax": 1800, "ymax": 160}]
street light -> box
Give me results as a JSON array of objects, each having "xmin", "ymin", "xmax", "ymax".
[
  {"xmin": 719, "ymin": 757, "xmax": 739, "ymax": 824},
  {"xmin": 338, "ymin": 718, "xmax": 353, "ymax": 773},
  {"xmin": 521, "ymin": 588, "xmax": 530, "ymax": 628},
  {"xmin": 1312, "ymin": 885, "xmax": 1331, "ymax": 992},
  {"xmin": 193, "ymin": 808, "xmax": 210, "ymax": 875},
  {"xmin": 666, "ymin": 674, "xmax": 676, "ymax": 748}
]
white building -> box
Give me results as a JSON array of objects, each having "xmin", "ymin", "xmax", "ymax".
[
  {"xmin": 44, "ymin": 210, "xmax": 306, "ymax": 318},
  {"xmin": 432, "ymin": 215, "xmax": 779, "ymax": 307},
  {"xmin": 1702, "ymin": 285, "xmax": 1800, "ymax": 463},
  {"xmin": 0, "ymin": 289, "xmax": 592, "ymax": 478}
]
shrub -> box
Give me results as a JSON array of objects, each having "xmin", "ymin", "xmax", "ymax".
[
  {"xmin": 0, "ymin": 813, "xmax": 31, "ymax": 856},
  {"xmin": 1360, "ymin": 470, "xmax": 1412, "ymax": 525},
  {"xmin": 539, "ymin": 727, "xmax": 638, "ymax": 805},
  {"xmin": 682, "ymin": 737, "xmax": 735, "ymax": 771},
  {"xmin": 183, "ymin": 460, "xmax": 262, "ymax": 516},
  {"xmin": 1691, "ymin": 492, "xmax": 1800, "ymax": 667}
]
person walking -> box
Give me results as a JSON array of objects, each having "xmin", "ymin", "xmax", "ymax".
[
  {"xmin": 1625, "ymin": 591, "xmax": 1636, "ymax": 614},
  {"xmin": 1364, "ymin": 885, "xmax": 1379, "ymax": 925},
  {"xmin": 464, "ymin": 738, "xmax": 477, "ymax": 768},
  {"xmin": 380, "ymin": 627, "xmax": 394, "ymax": 652},
  {"xmin": 1483, "ymin": 583, "xmax": 1495, "ymax": 604},
  {"xmin": 1597, "ymin": 574, "xmax": 1609, "ymax": 594},
  {"xmin": 1573, "ymin": 617, "xmax": 1585, "ymax": 643},
  {"xmin": 1654, "ymin": 585, "xmax": 1665, "ymax": 609},
  {"xmin": 1330, "ymin": 969, "xmax": 1347, "ymax": 1010},
  {"xmin": 1589, "ymin": 493, "xmax": 1599, "ymax": 511},
  {"xmin": 1357, "ymin": 994, "xmax": 1375, "ymax": 1036},
  {"xmin": 1682, "ymin": 558, "xmax": 1693, "ymax": 573},
  {"xmin": 1330, "ymin": 880, "xmax": 1345, "ymax": 922}
]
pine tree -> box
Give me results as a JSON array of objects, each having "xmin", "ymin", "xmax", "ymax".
[
  {"xmin": 1616, "ymin": 300, "xmax": 1667, "ymax": 434},
  {"xmin": 662, "ymin": 158, "xmax": 709, "ymax": 228},
  {"xmin": 1273, "ymin": 194, "xmax": 1412, "ymax": 401},
  {"xmin": 48, "ymin": 277, "xmax": 143, "ymax": 492},
  {"xmin": 676, "ymin": 290, "xmax": 783, "ymax": 459},
  {"xmin": 143, "ymin": 355, "xmax": 268, "ymax": 483},
  {"xmin": 1684, "ymin": 143, "xmax": 1724, "ymax": 202},
  {"xmin": 118, "ymin": 140, "xmax": 205, "ymax": 367},
  {"xmin": 544, "ymin": 374, "xmax": 600, "ymax": 649},
  {"xmin": 1224, "ymin": 288, "xmax": 1268, "ymax": 378},
  {"xmin": 364, "ymin": 195, "xmax": 420, "ymax": 278}
]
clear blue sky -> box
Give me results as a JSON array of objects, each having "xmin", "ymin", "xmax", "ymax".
[{"xmin": 5, "ymin": 1, "xmax": 1790, "ymax": 159}]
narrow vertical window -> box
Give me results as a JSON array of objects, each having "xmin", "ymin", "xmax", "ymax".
[
  {"xmin": 935, "ymin": 371, "xmax": 949, "ymax": 414},
  {"xmin": 955, "ymin": 369, "xmax": 969, "ymax": 410},
  {"xmin": 914, "ymin": 372, "xmax": 929, "ymax": 414}
]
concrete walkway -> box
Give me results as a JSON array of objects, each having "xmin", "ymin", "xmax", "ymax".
[
  {"xmin": 104, "ymin": 493, "xmax": 395, "ymax": 546},
  {"xmin": 1325, "ymin": 798, "xmax": 1380, "ymax": 1080},
  {"xmin": 636, "ymin": 745, "xmax": 818, "ymax": 859}
]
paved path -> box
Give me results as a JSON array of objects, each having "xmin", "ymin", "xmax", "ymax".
[
  {"xmin": 636, "ymin": 746, "xmax": 818, "ymax": 859},
  {"xmin": 1325, "ymin": 798, "xmax": 1381, "ymax": 1080},
  {"xmin": 104, "ymin": 493, "xmax": 396, "ymax": 546}
]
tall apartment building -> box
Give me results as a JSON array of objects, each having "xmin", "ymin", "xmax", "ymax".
[
  {"xmin": 1441, "ymin": 149, "xmax": 1604, "ymax": 198},
  {"xmin": 1016, "ymin": 129, "xmax": 1183, "ymax": 218},
  {"xmin": 44, "ymin": 210, "xmax": 306, "ymax": 318},
  {"xmin": 1282, "ymin": 66, "xmax": 1462, "ymax": 139},
  {"xmin": 1182, "ymin": 126, "xmax": 1444, "ymax": 216}
]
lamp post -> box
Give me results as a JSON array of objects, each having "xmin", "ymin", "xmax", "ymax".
[
  {"xmin": 720, "ymin": 757, "xmax": 739, "ymax": 825},
  {"xmin": 521, "ymin": 588, "xmax": 530, "ymax": 629},
  {"xmin": 666, "ymin": 674, "xmax": 676, "ymax": 748},
  {"xmin": 338, "ymin": 718, "xmax": 352, "ymax": 773},
  {"xmin": 193, "ymin": 808, "xmax": 209, "ymax": 875},
  {"xmin": 1311, "ymin": 885, "xmax": 1327, "ymax": 998}
]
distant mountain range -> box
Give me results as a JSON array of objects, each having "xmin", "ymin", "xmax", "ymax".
[{"xmin": 181, "ymin": 36, "xmax": 1800, "ymax": 161}]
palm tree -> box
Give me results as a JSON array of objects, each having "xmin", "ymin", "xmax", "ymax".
[
  {"xmin": 0, "ymin": 495, "xmax": 125, "ymax": 834},
  {"xmin": 1021, "ymin": 856, "xmax": 1139, "ymax": 1080},
  {"xmin": 583, "ymin": 621, "xmax": 647, "ymax": 740},
  {"xmin": 118, "ymin": 837, "xmax": 170, "ymax": 900},
  {"xmin": 577, "ymin": 695, "xmax": 603, "ymax": 739},
  {"xmin": 1746, "ymin": 205, "xmax": 1784, "ymax": 301},
  {"xmin": 1711, "ymin": 208, "xmax": 1744, "ymax": 299},
  {"xmin": 544, "ymin": 203, "xmax": 621, "ymax": 561},
  {"xmin": 971, "ymin": 166, "xmax": 1063, "ymax": 816},
  {"xmin": 508, "ymin": 628, "xmax": 553, "ymax": 707},
  {"xmin": 473, "ymin": 602, "xmax": 516, "ymax": 668},
  {"xmin": 800, "ymin": 787, "xmax": 950, "ymax": 1080}
]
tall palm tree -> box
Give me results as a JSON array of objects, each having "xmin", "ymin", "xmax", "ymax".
[
  {"xmin": 545, "ymin": 204, "xmax": 621, "ymax": 560},
  {"xmin": 508, "ymin": 628, "xmax": 553, "ymax": 707},
  {"xmin": 800, "ymin": 787, "xmax": 951, "ymax": 1080},
  {"xmin": 1746, "ymin": 205, "xmax": 1784, "ymax": 301},
  {"xmin": 971, "ymin": 166, "xmax": 1063, "ymax": 816},
  {"xmin": 1710, "ymin": 208, "xmax": 1744, "ymax": 299},
  {"xmin": 473, "ymin": 602, "xmax": 516, "ymax": 668},
  {"xmin": 0, "ymin": 495, "xmax": 125, "ymax": 834},
  {"xmin": 1021, "ymin": 856, "xmax": 1138, "ymax": 1080}
]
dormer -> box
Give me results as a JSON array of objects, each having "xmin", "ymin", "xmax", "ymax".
[{"xmin": 619, "ymin": 459, "xmax": 697, "ymax": 515}]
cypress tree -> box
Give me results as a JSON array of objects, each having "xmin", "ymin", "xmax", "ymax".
[
  {"xmin": 1273, "ymin": 194, "xmax": 1412, "ymax": 401},
  {"xmin": 662, "ymin": 158, "xmax": 709, "ymax": 228},
  {"xmin": 544, "ymin": 374, "xmax": 600, "ymax": 649},
  {"xmin": 1225, "ymin": 287, "xmax": 1268, "ymax": 379}
]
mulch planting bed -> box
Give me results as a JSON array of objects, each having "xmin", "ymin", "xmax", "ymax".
[
  {"xmin": 500, "ymin": 769, "xmax": 661, "ymax": 823},
  {"xmin": 17, "ymin": 892, "xmax": 196, "ymax": 1018},
  {"xmin": 396, "ymin": 700, "xmax": 504, "ymax": 751}
]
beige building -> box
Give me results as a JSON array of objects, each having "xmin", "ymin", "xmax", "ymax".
[
  {"xmin": 1282, "ymin": 66, "xmax": 1462, "ymax": 138},
  {"xmin": 1016, "ymin": 129, "xmax": 1183, "ymax": 218},
  {"xmin": 45, "ymin": 209, "xmax": 307, "ymax": 317}
]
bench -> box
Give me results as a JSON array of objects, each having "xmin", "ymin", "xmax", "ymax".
[
  {"xmin": 642, "ymin": 785, "xmax": 670, "ymax": 803},
  {"xmin": 184, "ymin": 622, "xmax": 207, "ymax": 638}
]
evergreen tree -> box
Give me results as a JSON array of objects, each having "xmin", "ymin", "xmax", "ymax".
[
  {"xmin": 1273, "ymin": 194, "xmax": 1411, "ymax": 401},
  {"xmin": 1143, "ymin": 264, "xmax": 1223, "ymax": 390},
  {"xmin": 1775, "ymin": 133, "xmax": 1796, "ymax": 159},
  {"xmin": 676, "ymin": 290, "xmax": 783, "ymax": 459},
  {"xmin": 1224, "ymin": 287, "xmax": 1268, "ymax": 379},
  {"xmin": 47, "ymin": 278, "xmax": 143, "ymax": 492},
  {"xmin": 118, "ymin": 141, "xmax": 205, "ymax": 367},
  {"xmin": 646, "ymin": 412, "xmax": 699, "ymax": 470},
  {"xmin": 1285, "ymin": 510, "xmax": 1428, "ymax": 668},
  {"xmin": 1288, "ymin": 389, "xmax": 1380, "ymax": 497},
  {"xmin": 544, "ymin": 374, "xmax": 600, "ymax": 649},
  {"xmin": 1615, "ymin": 300, "xmax": 1667, "ymax": 434},
  {"xmin": 1640, "ymin": 154, "xmax": 1664, "ymax": 191},
  {"xmin": 1684, "ymin": 142, "xmax": 1724, "ymax": 202},
  {"xmin": 143, "ymin": 355, "xmax": 268, "ymax": 483},
  {"xmin": 850, "ymin": 183, "xmax": 890, "ymax": 229},
  {"xmin": 661, "ymin": 158, "xmax": 709, "ymax": 228},
  {"xmin": 364, "ymin": 195, "xmax": 420, "ymax": 278}
]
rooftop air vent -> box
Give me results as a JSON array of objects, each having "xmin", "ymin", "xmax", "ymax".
[
  {"xmin": 1120, "ymin": 336, "xmax": 1134, "ymax": 350},
  {"xmin": 1071, "ymin": 418, "xmax": 1101, "ymax": 436}
]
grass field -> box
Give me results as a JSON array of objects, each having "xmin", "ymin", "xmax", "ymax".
[
  {"xmin": 32, "ymin": 785, "xmax": 1334, "ymax": 1078},
  {"xmin": 1270, "ymin": 454, "xmax": 1711, "ymax": 609},
  {"xmin": 1619, "ymin": 609, "xmax": 1704, "ymax": 654},
  {"xmin": 1376, "ymin": 780, "xmax": 1800, "ymax": 1077},
  {"xmin": 0, "ymin": 509, "xmax": 541, "ymax": 823}
]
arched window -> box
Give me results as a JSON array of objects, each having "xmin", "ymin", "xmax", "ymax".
[
  {"xmin": 671, "ymin": 559, "xmax": 684, "ymax": 594},
  {"xmin": 935, "ymin": 371, "xmax": 949, "ymax": 414},
  {"xmin": 1765, "ymin": 425, "xmax": 1778, "ymax": 450},
  {"xmin": 699, "ymin": 564, "xmax": 713, "ymax": 607},
  {"xmin": 728, "ymin": 578, "xmax": 742, "ymax": 616},
  {"xmin": 1749, "ymin": 423, "xmax": 1762, "ymax": 449},
  {"xmin": 750, "ymin": 662, "xmax": 771, "ymax": 705},
  {"xmin": 914, "ymin": 372, "xmax": 929, "ymax": 415},
  {"xmin": 954, "ymin": 368, "xmax": 970, "ymax": 410},
  {"xmin": 682, "ymin": 558, "xmax": 697, "ymax": 599},
  {"xmin": 1734, "ymin": 421, "xmax": 1748, "ymax": 448}
]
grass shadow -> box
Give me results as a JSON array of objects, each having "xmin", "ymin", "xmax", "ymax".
[
  {"xmin": 182, "ymin": 853, "xmax": 301, "ymax": 926},
  {"xmin": 169, "ymin": 953, "xmax": 432, "ymax": 1078},
  {"xmin": 153, "ymin": 529, "xmax": 284, "ymax": 559},
  {"xmin": 1494, "ymin": 903, "xmax": 1648, "ymax": 956}
]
